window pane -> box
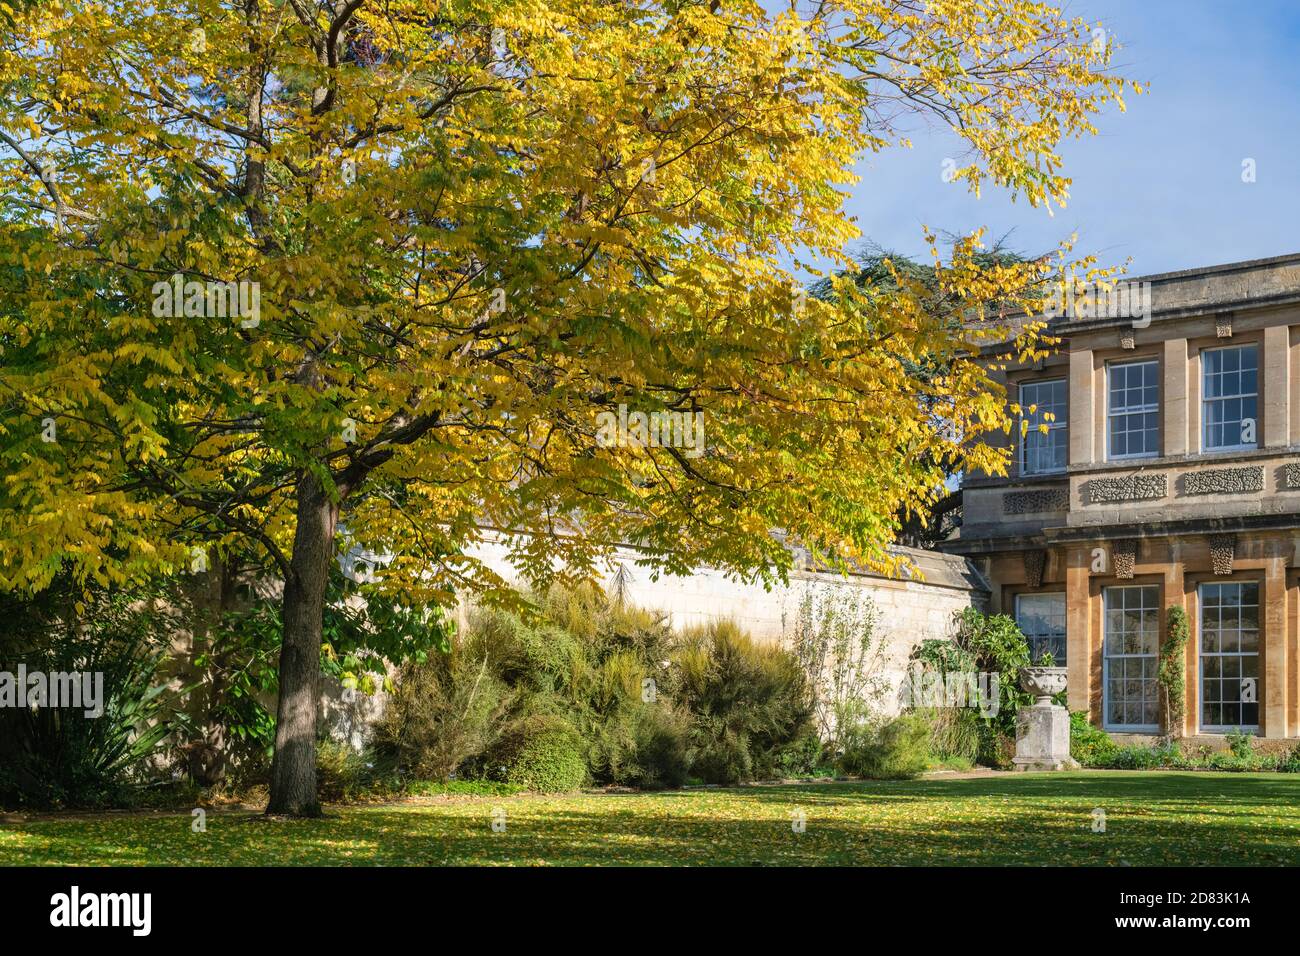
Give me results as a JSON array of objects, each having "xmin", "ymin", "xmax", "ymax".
[
  {"xmin": 1103, "ymin": 586, "xmax": 1160, "ymax": 730},
  {"xmin": 1200, "ymin": 582, "xmax": 1260, "ymax": 731},
  {"xmin": 1020, "ymin": 379, "xmax": 1068, "ymax": 474},
  {"xmin": 1108, "ymin": 360, "xmax": 1159, "ymax": 459},
  {"xmin": 1016, "ymin": 593, "xmax": 1066, "ymax": 663},
  {"xmin": 1203, "ymin": 346, "xmax": 1258, "ymax": 451}
]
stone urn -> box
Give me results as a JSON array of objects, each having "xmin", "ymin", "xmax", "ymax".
[
  {"xmin": 1013, "ymin": 667, "xmax": 1078, "ymax": 771},
  {"xmin": 1020, "ymin": 666, "xmax": 1069, "ymax": 706}
]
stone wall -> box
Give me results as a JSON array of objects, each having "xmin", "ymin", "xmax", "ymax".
[
  {"xmin": 321, "ymin": 539, "xmax": 990, "ymax": 748},
  {"xmin": 462, "ymin": 536, "xmax": 989, "ymax": 716}
]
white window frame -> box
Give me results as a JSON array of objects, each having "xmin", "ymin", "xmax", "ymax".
[
  {"xmin": 1102, "ymin": 585, "xmax": 1161, "ymax": 733},
  {"xmin": 1019, "ymin": 378, "xmax": 1068, "ymax": 476},
  {"xmin": 1106, "ymin": 358, "xmax": 1160, "ymax": 461},
  {"xmin": 1198, "ymin": 582, "xmax": 1260, "ymax": 733},
  {"xmin": 1201, "ymin": 344, "xmax": 1258, "ymax": 453}
]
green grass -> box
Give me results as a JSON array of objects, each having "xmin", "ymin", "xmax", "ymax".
[{"xmin": 4, "ymin": 771, "xmax": 1300, "ymax": 866}]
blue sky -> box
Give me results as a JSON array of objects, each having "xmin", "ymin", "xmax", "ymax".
[{"xmin": 839, "ymin": 0, "xmax": 1300, "ymax": 277}]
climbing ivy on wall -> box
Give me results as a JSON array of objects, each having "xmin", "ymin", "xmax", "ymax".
[{"xmin": 1159, "ymin": 606, "xmax": 1190, "ymax": 733}]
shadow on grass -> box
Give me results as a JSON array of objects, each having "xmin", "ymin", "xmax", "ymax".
[
  {"xmin": 8, "ymin": 807, "xmax": 1297, "ymax": 867},
  {"xmin": 724, "ymin": 771, "xmax": 1300, "ymax": 807},
  {"xmin": 4, "ymin": 772, "xmax": 1299, "ymax": 867}
]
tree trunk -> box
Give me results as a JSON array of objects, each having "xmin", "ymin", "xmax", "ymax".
[
  {"xmin": 182, "ymin": 554, "xmax": 237, "ymax": 787},
  {"xmin": 266, "ymin": 473, "xmax": 338, "ymax": 816}
]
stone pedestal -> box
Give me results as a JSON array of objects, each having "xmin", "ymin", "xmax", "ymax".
[{"xmin": 1013, "ymin": 703, "xmax": 1079, "ymax": 771}]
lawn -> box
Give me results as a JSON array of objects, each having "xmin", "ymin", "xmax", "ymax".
[{"xmin": 3, "ymin": 771, "xmax": 1299, "ymax": 866}]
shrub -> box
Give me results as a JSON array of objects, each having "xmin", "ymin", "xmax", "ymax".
[
  {"xmin": 464, "ymin": 603, "xmax": 585, "ymax": 705},
  {"xmin": 977, "ymin": 728, "xmax": 1017, "ymax": 770},
  {"xmin": 1100, "ymin": 745, "xmax": 1169, "ymax": 770},
  {"xmin": 572, "ymin": 649, "xmax": 656, "ymax": 784},
  {"xmin": 0, "ymin": 586, "xmax": 180, "ymax": 809},
  {"xmin": 1278, "ymin": 743, "xmax": 1300, "ymax": 773},
  {"xmin": 674, "ymin": 620, "xmax": 814, "ymax": 784},
  {"xmin": 688, "ymin": 725, "xmax": 755, "ymax": 784},
  {"xmin": 1064, "ymin": 722, "xmax": 1300, "ymax": 774},
  {"xmin": 406, "ymin": 779, "xmax": 524, "ymax": 797},
  {"xmin": 911, "ymin": 608, "xmax": 1032, "ymax": 768},
  {"xmin": 949, "ymin": 608, "xmax": 1032, "ymax": 710},
  {"xmin": 1226, "ymin": 729, "xmax": 1255, "ymax": 759},
  {"xmin": 838, "ymin": 713, "xmax": 931, "ymax": 779},
  {"xmin": 315, "ymin": 740, "xmax": 389, "ymax": 802},
  {"xmin": 465, "ymin": 585, "xmax": 684, "ymax": 788},
  {"xmin": 578, "ymin": 696, "xmax": 694, "ymax": 790},
  {"xmin": 1202, "ymin": 749, "xmax": 1276, "ymax": 772},
  {"xmin": 1069, "ymin": 711, "xmax": 1118, "ymax": 767},
  {"xmin": 372, "ymin": 648, "xmax": 513, "ymax": 781},
  {"xmin": 922, "ymin": 705, "xmax": 984, "ymax": 764},
  {"xmin": 623, "ymin": 704, "xmax": 693, "ymax": 789},
  {"xmin": 1089, "ymin": 741, "xmax": 1277, "ymax": 772},
  {"xmin": 438, "ymin": 588, "xmax": 816, "ymax": 789},
  {"xmin": 787, "ymin": 585, "xmax": 890, "ymax": 752},
  {"xmin": 776, "ymin": 727, "xmax": 826, "ymax": 778},
  {"xmin": 487, "ymin": 715, "xmax": 587, "ymax": 792}
]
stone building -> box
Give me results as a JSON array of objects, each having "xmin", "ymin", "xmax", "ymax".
[{"xmin": 944, "ymin": 253, "xmax": 1300, "ymax": 742}]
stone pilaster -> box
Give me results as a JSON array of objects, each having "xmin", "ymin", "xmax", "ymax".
[
  {"xmin": 1069, "ymin": 349, "xmax": 1094, "ymax": 466},
  {"xmin": 1265, "ymin": 324, "xmax": 1289, "ymax": 448},
  {"xmin": 1263, "ymin": 555, "xmax": 1288, "ymax": 738},
  {"xmin": 1163, "ymin": 338, "xmax": 1187, "ymax": 457},
  {"xmin": 1066, "ymin": 549, "xmax": 1092, "ymax": 715}
]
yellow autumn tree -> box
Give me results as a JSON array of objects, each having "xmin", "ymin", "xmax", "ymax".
[{"xmin": 0, "ymin": 0, "xmax": 1137, "ymax": 814}]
